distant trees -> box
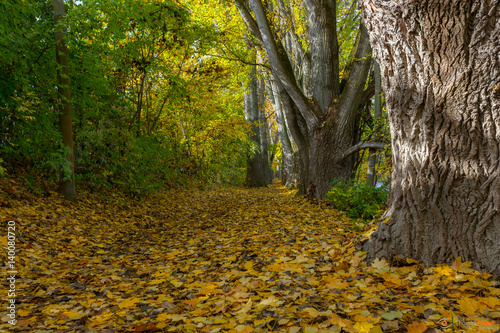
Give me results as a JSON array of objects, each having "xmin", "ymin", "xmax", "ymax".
[
  {"xmin": 360, "ymin": 0, "xmax": 500, "ymax": 274},
  {"xmin": 244, "ymin": 62, "xmax": 272, "ymax": 187}
]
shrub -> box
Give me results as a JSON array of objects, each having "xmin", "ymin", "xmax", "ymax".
[{"xmin": 326, "ymin": 178, "xmax": 388, "ymax": 223}]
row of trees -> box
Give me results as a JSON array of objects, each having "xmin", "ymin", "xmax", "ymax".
[
  {"xmin": 238, "ymin": 0, "xmax": 500, "ymax": 275},
  {"xmin": 240, "ymin": 0, "xmax": 390, "ymax": 195}
]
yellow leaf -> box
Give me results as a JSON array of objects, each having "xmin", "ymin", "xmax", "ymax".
[
  {"xmin": 354, "ymin": 322, "xmax": 374, "ymax": 333},
  {"xmin": 244, "ymin": 261, "xmax": 253, "ymax": 271},
  {"xmin": 157, "ymin": 313, "xmax": 169, "ymax": 322},
  {"xmin": 292, "ymin": 254, "xmax": 310, "ymax": 263},
  {"xmin": 170, "ymin": 314, "xmax": 187, "ymax": 322},
  {"xmin": 457, "ymin": 298, "xmax": 478, "ymax": 315},
  {"xmin": 324, "ymin": 276, "xmax": 349, "ymax": 290},
  {"xmin": 303, "ymin": 326, "xmax": 318, "ymax": 333},
  {"xmin": 62, "ymin": 311, "xmax": 83, "ymax": 320},
  {"xmin": 236, "ymin": 299, "xmax": 252, "ymax": 313},
  {"xmin": 259, "ymin": 295, "xmax": 278, "ymax": 306},
  {"xmin": 0, "ymin": 236, "xmax": 8, "ymax": 247},
  {"xmin": 372, "ymin": 258, "xmax": 389, "ymax": 270},
  {"xmin": 213, "ymin": 318, "xmax": 228, "ymax": 324},
  {"xmin": 479, "ymin": 297, "xmax": 500, "ymax": 308},
  {"xmin": 278, "ymin": 318, "xmax": 289, "ymax": 325},
  {"xmin": 197, "ymin": 284, "xmax": 217, "ymax": 295},
  {"xmin": 118, "ymin": 297, "xmax": 141, "ymax": 309},
  {"xmin": 166, "ymin": 249, "xmax": 180, "ymax": 259},
  {"xmin": 301, "ymin": 307, "xmax": 320, "ymax": 318},
  {"xmin": 192, "ymin": 316, "xmax": 207, "ymax": 323},
  {"xmin": 435, "ymin": 265, "xmax": 454, "ymax": 276},
  {"xmin": 18, "ymin": 309, "xmax": 29, "ymax": 317},
  {"xmin": 149, "ymin": 279, "xmax": 166, "ymax": 285}
]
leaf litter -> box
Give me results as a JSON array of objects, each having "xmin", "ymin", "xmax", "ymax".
[{"xmin": 1, "ymin": 182, "xmax": 499, "ymax": 332}]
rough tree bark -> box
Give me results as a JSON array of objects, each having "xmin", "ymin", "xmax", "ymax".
[
  {"xmin": 53, "ymin": 0, "xmax": 77, "ymax": 203},
  {"xmin": 245, "ymin": 64, "xmax": 271, "ymax": 187},
  {"xmin": 360, "ymin": 0, "xmax": 500, "ymax": 274},
  {"xmin": 236, "ymin": 0, "xmax": 373, "ymax": 198}
]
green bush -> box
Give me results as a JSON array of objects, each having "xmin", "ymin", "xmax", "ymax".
[{"xmin": 326, "ymin": 178, "xmax": 388, "ymax": 222}]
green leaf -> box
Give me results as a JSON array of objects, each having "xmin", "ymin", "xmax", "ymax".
[{"xmin": 381, "ymin": 311, "xmax": 403, "ymax": 320}]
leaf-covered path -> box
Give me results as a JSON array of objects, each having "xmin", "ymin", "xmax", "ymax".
[{"xmin": 1, "ymin": 183, "xmax": 499, "ymax": 332}]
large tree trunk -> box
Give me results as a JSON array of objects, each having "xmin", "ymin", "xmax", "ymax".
[
  {"xmin": 245, "ymin": 64, "xmax": 271, "ymax": 187},
  {"xmin": 53, "ymin": 0, "xmax": 77, "ymax": 203},
  {"xmin": 360, "ymin": 0, "xmax": 500, "ymax": 274}
]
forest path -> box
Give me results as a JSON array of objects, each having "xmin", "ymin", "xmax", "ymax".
[{"xmin": 1, "ymin": 184, "xmax": 498, "ymax": 332}]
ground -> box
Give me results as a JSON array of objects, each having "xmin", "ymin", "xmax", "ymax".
[{"xmin": 1, "ymin": 181, "xmax": 499, "ymax": 332}]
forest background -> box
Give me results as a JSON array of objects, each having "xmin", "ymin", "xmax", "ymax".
[{"xmin": 0, "ymin": 0, "xmax": 389, "ymax": 203}]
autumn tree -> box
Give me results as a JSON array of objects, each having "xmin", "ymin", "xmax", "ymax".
[
  {"xmin": 236, "ymin": 0, "xmax": 374, "ymax": 198},
  {"xmin": 53, "ymin": 0, "xmax": 77, "ymax": 202},
  {"xmin": 360, "ymin": 0, "xmax": 500, "ymax": 274}
]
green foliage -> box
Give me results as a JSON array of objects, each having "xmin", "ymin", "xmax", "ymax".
[
  {"xmin": 0, "ymin": 0, "xmax": 254, "ymax": 195},
  {"xmin": 326, "ymin": 178, "xmax": 388, "ymax": 224}
]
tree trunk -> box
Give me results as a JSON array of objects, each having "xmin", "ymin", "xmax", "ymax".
[
  {"xmin": 367, "ymin": 61, "xmax": 382, "ymax": 186},
  {"xmin": 53, "ymin": 0, "xmax": 77, "ymax": 203},
  {"xmin": 245, "ymin": 64, "xmax": 270, "ymax": 187},
  {"xmin": 257, "ymin": 74, "xmax": 273, "ymax": 183},
  {"xmin": 360, "ymin": 0, "xmax": 500, "ymax": 274},
  {"xmin": 267, "ymin": 78, "xmax": 294, "ymax": 187}
]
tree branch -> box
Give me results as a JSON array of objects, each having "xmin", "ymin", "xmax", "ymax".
[
  {"xmin": 248, "ymin": 0, "xmax": 321, "ymax": 125},
  {"xmin": 205, "ymin": 53, "xmax": 271, "ymax": 70},
  {"xmin": 338, "ymin": 23, "xmax": 372, "ymax": 124},
  {"xmin": 234, "ymin": 0, "xmax": 263, "ymax": 43},
  {"xmin": 342, "ymin": 142, "xmax": 388, "ymax": 160}
]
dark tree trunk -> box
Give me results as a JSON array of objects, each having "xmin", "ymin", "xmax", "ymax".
[
  {"xmin": 360, "ymin": 0, "xmax": 500, "ymax": 274},
  {"xmin": 53, "ymin": 0, "xmax": 77, "ymax": 203},
  {"xmin": 245, "ymin": 64, "xmax": 271, "ymax": 187}
]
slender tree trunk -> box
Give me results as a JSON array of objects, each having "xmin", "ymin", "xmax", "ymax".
[
  {"xmin": 367, "ymin": 61, "xmax": 382, "ymax": 186},
  {"xmin": 245, "ymin": 64, "xmax": 270, "ymax": 187},
  {"xmin": 268, "ymin": 78, "xmax": 294, "ymax": 187},
  {"xmin": 53, "ymin": 0, "xmax": 77, "ymax": 203},
  {"xmin": 256, "ymin": 71, "xmax": 272, "ymax": 183},
  {"xmin": 360, "ymin": 0, "xmax": 500, "ymax": 274},
  {"xmin": 136, "ymin": 71, "xmax": 146, "ymax": 137}
]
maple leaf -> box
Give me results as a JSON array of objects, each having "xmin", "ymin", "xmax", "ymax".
[
  {"xmin": 372, "ymin": 258, "xmax": 389, "ymax": 270},
  {"xmin": 406, "ymin": 321, "xmax": 427, "ymax": 333},
  {"xmin": 353, "ymin": 322, "xmax": 374, "ymax": 333},
  {"xmin": 118, "ymin": 297, "xmax": 141, "ymax": 309}
]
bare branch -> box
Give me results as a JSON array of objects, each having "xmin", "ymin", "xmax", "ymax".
[{"xmin": 342, "ymin": 142, "xmax": 388, "ymax": 160}]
